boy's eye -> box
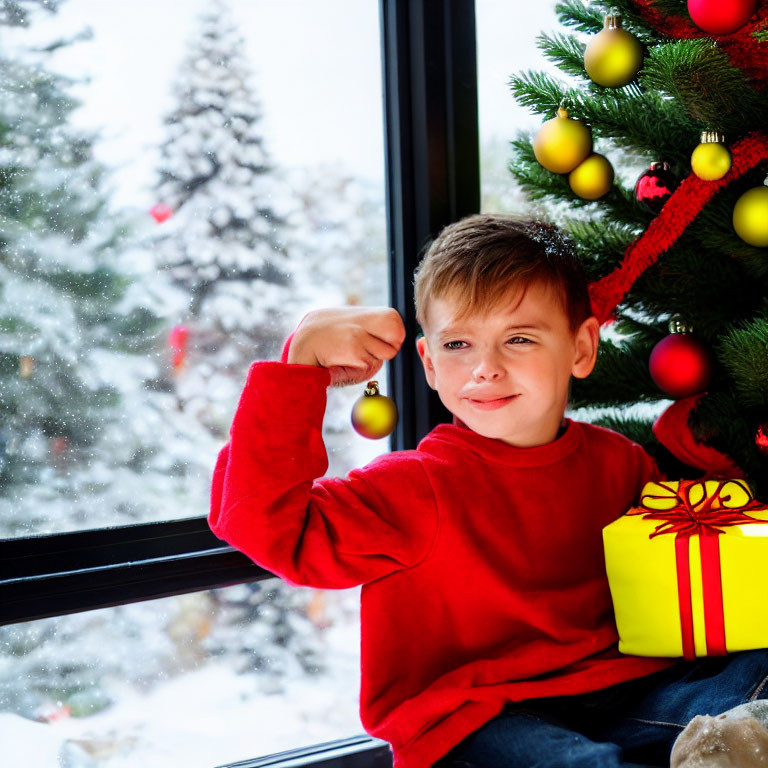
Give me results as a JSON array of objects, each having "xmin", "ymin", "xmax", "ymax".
[{"xmin": 442, "ymin": 337, "xmax": 533, "ymax": 350}]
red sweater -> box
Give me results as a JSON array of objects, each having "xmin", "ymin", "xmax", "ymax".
[{"xmin": 209, "ymin": 334, "xmax": 679, "ymax": 768}]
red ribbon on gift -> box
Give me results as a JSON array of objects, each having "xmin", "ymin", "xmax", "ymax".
[{"xmin": 627, "ymin": 480, "xmax": 768, "ymax": 660}]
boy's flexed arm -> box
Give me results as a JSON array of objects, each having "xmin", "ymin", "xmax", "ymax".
[{"xmin": 209, "ymin": 308, "xmax": 438, "ymax": 589}]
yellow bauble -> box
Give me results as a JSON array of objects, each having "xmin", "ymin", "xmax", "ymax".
[
  {"xmin": 691, "ymin": 132, "xmax": 731, "ymax": 181},
  {"xmin": 533, "ymin": 107, "xmax": 593, "ymax": 174},
  {"xmin": 584, "ymin": 15, "xmax": 644, "ymax": 88},
  {"xmin": 568, "ymin": 152, "xmax": 614, "ymax": 200},
  {"xmin": 733, "ymin": 186, "xmax": 768, "ymax": 247},
  {"xmin": 351, "ymin": 380, "xmax": 398, "ymax": 439}
]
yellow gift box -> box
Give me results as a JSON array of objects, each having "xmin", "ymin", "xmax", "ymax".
[{"xmin": 603, "ymin": 479, "xmax": 768, "ymax": 659}]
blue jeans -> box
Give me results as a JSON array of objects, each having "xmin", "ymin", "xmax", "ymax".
[{"xmin": 431, "ymin": 649, "xmax": 768, "ymax": 768}]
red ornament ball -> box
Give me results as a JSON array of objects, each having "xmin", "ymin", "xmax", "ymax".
[
  {"xmin": 634, "ymin": 162, "xmax": 678, "ymax": 215},
  {"xmin": 649, "ymin": 331, "xmax": 714, "ymax": 398},
  {"xmin": 687, "ymin": 0, "xmax": 757, "ymax": 35},
  {"xmin": 150, "ymin": 203, "xmax": 173, "ymax": 223}
]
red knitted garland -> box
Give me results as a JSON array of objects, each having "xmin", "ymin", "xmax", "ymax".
[{"xmin": 588, "ymin": 131, "xmax": 768, "ymax": 324}]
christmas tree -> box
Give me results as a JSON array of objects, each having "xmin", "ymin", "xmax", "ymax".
[
  {"xmin": 150, "ymin": 0, "xmax": 297, "ymax": 440},
  {"xmin": 0, "ymin": 1, "xmax": 181, "ymax": 523},
  {"xmin": 508, "ymin": 0, "xmax": 768, "ymax": 501}
]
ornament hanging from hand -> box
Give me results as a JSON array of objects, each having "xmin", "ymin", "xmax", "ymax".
[
  {"xmin": 649, "ymin": 320, "xmax": 714, "ymax": 398},
  {"xmin": 351, "ymin": 380, "xmax": 398, "ymax": 439}
]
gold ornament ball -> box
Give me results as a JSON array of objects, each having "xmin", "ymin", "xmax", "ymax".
[
  {"xmin": 533, "ymin": 107, "xmax": 593, "ymax": 174},
  {"xmin": 733, "ymin": 186, "xmax": 768, "ymax": 247},
  {"xmin": 691, "ymin": 141, "xmax": 731, "ymax": 181},
  {"xmin": 584, "ymin": 16, "xmax": 643, "ymax": 88},
  {"xmin": 351, "ymin": 381, "xmax": 398, "ymax": 439},
  {"xmin": 568, "ymin": 153, "xmax": 614, "ymax": 200}
]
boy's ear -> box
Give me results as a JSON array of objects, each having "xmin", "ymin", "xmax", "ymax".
[
  {"xmin": 571, "ymin": 316, "xmax": 600, "ymax": 379},
  {"xmin": 415, "ymin": 335, "xmax": 437, "ymax": 390}
]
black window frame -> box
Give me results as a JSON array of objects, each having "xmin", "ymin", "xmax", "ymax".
[{"xmin": 0, "ymin": 0, "xmax": 479, "ymax": 753}]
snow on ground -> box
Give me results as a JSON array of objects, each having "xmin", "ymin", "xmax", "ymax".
[{"xmin": 1, "ymin": 590, "xmax": 368, "ymax": 768}]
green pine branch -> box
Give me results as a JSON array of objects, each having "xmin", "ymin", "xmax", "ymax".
[
  {"xmin": 592, "ymin": 414, "xmax": 655, "ymax": 446},
  {"xmin": 718, "ymin": 319, "xmax": 768, "ymax": 409},
  {"xmin": 618, "ymin": 236, "xmax": 763, "ymax": 340},
  {"xmin": 640, "ymin": 39, "xmax": 768, "ymax": 133},
  {"xmin": 689, "ymin": 391, "xmax": 767, "ymax": 499},
  {"xmin": 510, "ymin": 70, "xmax": 699, "ymax": 169},
  {"xmin": 537, "ymin": 31, "xmax": 586, "ymax": 80},
  {"xmin": 694, "ymin": 175, "xmax": 768, "ymax": 282},
  {"xmin": 555, "ymin": 0, "xmax": 604, "ymax": 34},
  {"xmin": 564, "ymin": 218, "xmax": 639, "ymax": 280},
  {"xmin": 570, "ymin": 337, "xmax": 663, "ymax": 408},
  {"xmin": 555, "ymin": 0, "xmax": 678, "ymax": 43}
]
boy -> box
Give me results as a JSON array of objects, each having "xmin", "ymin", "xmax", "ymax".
[{"xmin": 209, "ymin": 214, "xmax": 768, "ymax": 768}]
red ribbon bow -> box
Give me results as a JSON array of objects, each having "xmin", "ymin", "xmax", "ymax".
[{"xmin": 627, "ymin": 480, "xmax": 768, "ymax": 659}]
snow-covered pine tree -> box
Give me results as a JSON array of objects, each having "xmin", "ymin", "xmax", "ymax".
[
  {"xmin": 0, "ymin": 0, "xmax": 61, "ymax": 26},
  {"xmin": 507, "ymin": 0, "xmax": 768, "ymax": 500},
  {"xmin": 148, "ymin": 0, "xmax": 338, "ymax": 687},
  {"xmin": 150, "ymin": 0, "xmax": 296, "ymax": 440},
  {"xmin": 0, "ymin": 1, "xmax": 195, "ymax": 534}
]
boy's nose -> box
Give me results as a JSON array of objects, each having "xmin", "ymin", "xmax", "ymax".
[{"xmin": 471, "ymin": 352, "xmax": 505, "ymax": 381}]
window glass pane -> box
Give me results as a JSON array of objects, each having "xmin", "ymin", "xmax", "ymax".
[
  {"xmin": 0, "ymin": 0, "xmax": 389, "ymax": 538},
  {"xmin": 0, "ymin": 581, "xmax": 364, "ymax": 765},
  {"xmin": 476, "ymin": 0, "xmax": 560, "ymax": 214}
]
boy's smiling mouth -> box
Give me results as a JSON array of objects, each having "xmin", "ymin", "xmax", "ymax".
[{"xmin": 465, "ymin": 394, "xmax": 519, "ymax": 410}]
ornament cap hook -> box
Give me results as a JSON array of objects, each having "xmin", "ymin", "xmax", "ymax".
[
  {"xmin": 669, "ymin": 319, "xmax": 693, "ymax": 334},
  {"xmin": 700, "ymin": 130, "xmax": 725, "ymax": 144},
  {"xmin": 364, "ymin": 380, "xmax": 380, "ymax": 397}
]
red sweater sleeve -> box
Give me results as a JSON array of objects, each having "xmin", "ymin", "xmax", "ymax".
[{"xmin": 208, "ymin": 357, "xmax": 438, "ymax": 590}]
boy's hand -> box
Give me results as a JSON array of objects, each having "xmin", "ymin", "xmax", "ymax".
[{"xmin": 287, "ymin": 307, "xmax": 406, "ymax": 387}]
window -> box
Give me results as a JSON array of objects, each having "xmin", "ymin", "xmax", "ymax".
[
  {"xmin": 1, "ymin": 0, "xmax": 388, "ymax": 539},
  {"xmin": 476, "ymin": 0, "xmax": 561, "ymax": 214},
  {"xmin": 2, "ymin": 1, "xmax": 482, "ymax": 765},
  {"xmin": 1, "ymin": 0, "xmax": 388, "ymax": 760}
]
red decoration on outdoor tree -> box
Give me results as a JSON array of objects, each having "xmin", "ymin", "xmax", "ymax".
[
  {"xmin": 634, "ymin": 162, "xmax": 678, "ymax": 215},
  {"xmin": 649, "ymin": 326, "xmax": 714, "ymax": 398},
  {"xmin": 687, "ymin": 0, "xmax": 757, "ymax": 36},
  {"xmin": 169, "ymin": 325, "xmax": 189, "ymax": 371},
  {"xmin": 150, "ymin": 203, "xmax": 173, "ymax": 223},
  {"xmin": 588, "ymin": 131, "xmax": 768, "ymax": 325}
]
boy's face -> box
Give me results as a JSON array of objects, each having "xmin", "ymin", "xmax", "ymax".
[{"xmin": 416, "ymin": 280, "xmax": 599, "ymax": 448}]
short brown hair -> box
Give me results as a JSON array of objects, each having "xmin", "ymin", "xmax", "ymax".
[{"xmin": 413, "ymin": 213, "xmax": 593, "ymax": 335}]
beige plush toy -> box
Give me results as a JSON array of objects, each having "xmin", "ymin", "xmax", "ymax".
[{"xmin": 671, "ymin": 701, "xmax": 768, "ymax": 767}]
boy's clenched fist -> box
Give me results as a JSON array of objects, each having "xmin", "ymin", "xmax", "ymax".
[{"xmin": 287, "ymin": 307, "xmax": 406, "ymax": 387}]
